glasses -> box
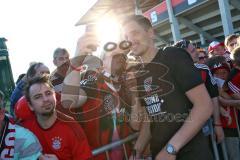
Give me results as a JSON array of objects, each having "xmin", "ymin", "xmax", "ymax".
[{"xmin": 198, "ymin": 56, "xmax": 208, "ymax": 61}]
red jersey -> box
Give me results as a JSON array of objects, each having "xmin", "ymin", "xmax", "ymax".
[
  {"xmin": 227, "ymin": 68, "xmax": 240, "ymax": 95},
  {"xmin": 224, "ymin": 68, "xmax": 240, "ymax": 129},
  {"xmin": 220, "ymin": 105, "xmax": 238, "ymax": 128},
  {"xmin": 21, "ymin": 112, "xmax": 92, "ymax": 160},
  {"xmin": 77, "ymin": 71, "xmax": 133, "ymax": 160}
]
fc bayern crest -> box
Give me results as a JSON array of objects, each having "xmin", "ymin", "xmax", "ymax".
[
  {"xmin": 52, "ymin": 137, "xmax": 62, "ymax": 150},
  {"xmin": 144, "ymin": 77, "xmax": 153, "ymax": 93}
]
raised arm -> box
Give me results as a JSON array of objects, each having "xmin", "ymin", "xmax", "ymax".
[{"xmin": 61, "ymin": 33, "xmax": 100, "ymax": 109}]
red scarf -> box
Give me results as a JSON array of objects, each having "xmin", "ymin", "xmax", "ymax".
[{"xmin": 0, "ymin": 115, "xmax": 15, "ymax": 159}]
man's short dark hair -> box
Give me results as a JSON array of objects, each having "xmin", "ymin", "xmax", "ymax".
[
  {"xmin": 24, "ymin": 75, "xmax": 53, "ymax": 104},
  {"xmin": 205, "ymin": 56, "xmax": 226, "ymax": 68},
  {"xmin": 122, "ymin": 15, "xmax": 152, "ymax": 31},
  {"xmin": 225, "ymin": 34, "xmax": 239, "ymax": 46},
  {"xmin": 232, "ymin": 46, "xmax": 240, "ymax": 67}
]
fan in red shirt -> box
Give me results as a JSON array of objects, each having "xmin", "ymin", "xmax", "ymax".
[
  {"xmin": 21, "ymin": 75, "xmax": 92, "ymax": 160},
  {"xmin": 61, "ymin": 32, "xmax": 136, "ymax": 160},
  {"xmin": 206, "ymin": 55, "xmax": 240, "ymax": 160},
  {"xmin": 227, "ymin": 47, "xmax": 240, "ymax": 101}
]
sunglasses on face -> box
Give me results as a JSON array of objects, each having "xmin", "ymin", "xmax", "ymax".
[{"xmin": 198, "ymin": 56, "xmax": 208, "ymax": 60}]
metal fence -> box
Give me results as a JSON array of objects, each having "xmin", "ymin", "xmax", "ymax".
[
  {"xmin": 91, "ymin": 118, "xmax": 238, "ymax": 160},
  {"xmin": 92, "ymin": 132, "xmax": 139, "ymax": 160}
]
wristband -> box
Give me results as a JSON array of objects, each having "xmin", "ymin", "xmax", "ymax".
[{"xmin": 70, "ymin": 63, "xmax": 86, "ymax": 72}]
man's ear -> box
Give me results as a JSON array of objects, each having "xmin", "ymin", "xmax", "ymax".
[
  {"xmin": 147, "ymin": 28, "xmax": 155, "ymax": 39},
  {"xmin": 53, "ymin": 92, "xmax": 56, "ymax": 98},
  {"xmin": 27, "ymin": 102, "xmax": 34, "ymax": 111},
  {"xmin": 53, "ymin": 59, "xmax": 57, "ymax": 66}
]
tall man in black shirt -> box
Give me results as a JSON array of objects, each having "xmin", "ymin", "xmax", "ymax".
[
  {"xmin": 122, "ymin": 15, "xmax": 214, "ymax": 160},
  {"xmin": 174, "ymin": 39, "xmax": 224, "ymax": 143}
]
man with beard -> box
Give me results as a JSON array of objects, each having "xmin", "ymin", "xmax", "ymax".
[
  {"xmin": 122, "ymin": 15, "xmax": 214, "ymax": 160},
  {"xmin": 0, "ymin": 89, "xmax": 59, "ymax": 160},
  {"xmin": 21, "ymin": 75, "xmax": 92, "ymax": 160}
]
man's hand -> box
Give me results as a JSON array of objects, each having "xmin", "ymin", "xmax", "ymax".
[
  {"xmin": 75, "ymin": 33, "xmax": 99, "ymax": 57},
  {"xmin": 155, "ymin": 149, "xmax": 176, "ymax": 160},
  {"xmin": 214, "ymin": 126, "xmax": 225, "ymax": 143}
]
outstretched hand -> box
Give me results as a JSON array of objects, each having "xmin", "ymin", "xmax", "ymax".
[{"xmin": 75, "ymin": 33, "xmax": 99, "ymax": 57}]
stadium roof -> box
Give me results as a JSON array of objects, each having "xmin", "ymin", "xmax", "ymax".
[{"xmin": 76, "ymin": 0, "xmax": 240, "ymax": 47}]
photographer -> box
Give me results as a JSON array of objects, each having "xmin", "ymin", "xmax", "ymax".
[{"xmin": 61, "ymin": 29, "xmax": 139, "ymax": 160}]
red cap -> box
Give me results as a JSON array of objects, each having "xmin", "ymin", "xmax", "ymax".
[{"xmin": 208, "ymin": 41, "xmax": 225, "ymax": 53}]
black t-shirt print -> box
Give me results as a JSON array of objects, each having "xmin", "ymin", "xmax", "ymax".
[
  {"xmin": 136, "ymin": 61, "xmax": 174, "ymax": 116},
  {"xmin": 137, "ymin": 47, "xmax": 203, "ymax": 118}
]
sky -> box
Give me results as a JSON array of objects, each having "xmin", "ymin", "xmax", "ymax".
[{"xmin": 0, "ymin": 0, "xmax": 97, "ymax": 81}]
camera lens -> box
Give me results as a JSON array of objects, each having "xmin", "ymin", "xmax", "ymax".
[
  {"xmin": 119, "ymin": 40, "xmax": 132, "ymax": 50},
  {"xmin": 104, "ymin": 42, "xmax": 117, "ymax": 52}
]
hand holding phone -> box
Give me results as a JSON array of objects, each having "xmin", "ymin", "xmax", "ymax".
[{"xmin": 74, "ymin": 24, "xmax": 99, "ymax": 57}]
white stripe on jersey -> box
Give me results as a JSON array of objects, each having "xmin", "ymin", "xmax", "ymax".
[
  {"xmin": 194, "ymin": 63, "xmax": 210, "ymax": 70},
  {"xmin": 228, "ymin": 81, "xmax": 240, "ymax": 93},
  {"xmin": 194, "ymin": 63, "xmax": 216, "ymax": 85}
]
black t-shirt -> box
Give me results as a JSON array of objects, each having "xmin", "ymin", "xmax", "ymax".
[
  {"xmin": 136, "ymin": 47, "xmax": 213, "ymax": 159},
  {"xmin": 194, "ymin": 63, "xmax": 219, "ymax": 98}
]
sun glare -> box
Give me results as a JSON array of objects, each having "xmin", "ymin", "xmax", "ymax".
[
  {"xmin": 96, "ymin": 16, "xmax": 121, "ymax": 45},
  {"xmin": 88, "ymin": 16, "xmax": 121, "ymax": 57},
  {"xmin": 85, "ymin": 15, "xmax": 122, "ymax": 58}
]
